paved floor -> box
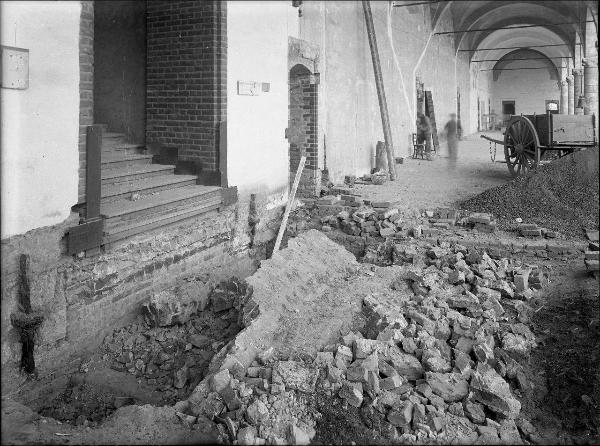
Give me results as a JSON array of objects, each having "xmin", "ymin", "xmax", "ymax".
[{"xmin": 353, "ymin": 132, "xmax": 512, "ymax": 211}]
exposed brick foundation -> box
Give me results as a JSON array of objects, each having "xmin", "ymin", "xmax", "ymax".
[
  {"xmin": 146, "ymin": 0, "xmax": 227, "ymax": 173},
  {"xmin": 1, "ymin": 193, "xmax": 283, "ymax": 384},
  {"xmin": 78, "ymin": 1, "xmax": 94, "ymax": 203}
]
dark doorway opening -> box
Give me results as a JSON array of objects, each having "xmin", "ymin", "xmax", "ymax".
[
  {"xmin": 94, "ymin": 1, "xmax": 146, "ymax": 144},
  {"xmin": 502, "ymin": 101, "xmax": 515, "ymax": 116}
]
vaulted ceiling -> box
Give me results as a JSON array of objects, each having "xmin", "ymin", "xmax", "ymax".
[{"xmin": 428, "ymin": 0, "xmax": 597, "ymax": 75}]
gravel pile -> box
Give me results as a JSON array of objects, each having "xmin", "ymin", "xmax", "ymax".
[{"xmin": 459, "ymin": 147, "xmax": 599, "ymax": 239}]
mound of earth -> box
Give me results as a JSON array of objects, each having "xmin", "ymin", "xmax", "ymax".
[{"xmin": 459, "ymin": 146, "xmax": 599, "ymax": 239}]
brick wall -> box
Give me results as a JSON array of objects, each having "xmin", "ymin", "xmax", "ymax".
[
  {"xmin": 78, "ymin": 1, "xmax": 94, "ymax": 203},
  {"xmin": 289, "ymin": 67, "xmax": 320, "ymax": 197},
  {"xmin": 146, "ymin": 0, "xmax": 227, "ymax": 173}
]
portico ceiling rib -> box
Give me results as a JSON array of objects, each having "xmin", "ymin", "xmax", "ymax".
[{"xmin": 431, "ymin": 1, "xmax": 590, "ymax": 66}]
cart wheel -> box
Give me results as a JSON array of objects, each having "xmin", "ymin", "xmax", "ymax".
[{"xmin": 504, "ymin": 116, "xmax": 540, "ymax": 177}]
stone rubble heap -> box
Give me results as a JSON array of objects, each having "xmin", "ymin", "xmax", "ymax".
[
  {"xmin": 175, "ymin": 353, "xmax": 322, "ymax": 445},
  {"xmin": 321, "ymin": 241, "xmax": 542, "ymax": 444},
  {"xmin": 292, "ymin": 189, "xmax": 572, "ymax": 243},
  {"xmin": 173, "ymin": 240, "xmax": 547, "ymax": 445},
  {"xmin": 308, "ymin": 198, "xmax": 451, "ymax": 240},
  {"xmin": 517, "ymin": 222, "xmax": 558, "ymax": 239},
  {"xmin": 585, "ymin": 230, "xmax": 600, "ymax": 276},
  {"xmin": 101, "ymin": 278, "xmax": 245, "ymax": 403}
]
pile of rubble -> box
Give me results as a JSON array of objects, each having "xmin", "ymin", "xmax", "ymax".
[
  {"xmin": 177, "ymin": 354, "xmax": 322, "ymax": 445},
  {"xmin": 306, "ymin": 196, "xmax": 459, "ymax": 240},
  {"xmin": 100, "ymin": 278, "xmax": 245, "ymax": 403},
  {"xmin": 174, "ymin": 239, "xmax": 547, "ymax": 444},
  {"xmin": 292, "ymin": 191, "xmax": 565, "ymax": 244},
  {"xmin": 323, "ymin": 242, "xmax": 542, "ymax": 444},
  {"xmin": 585, "ymin": 230, "xmax": 600, "ymax": 277},
  {"xmin": 517, "ymin": 222, "xmax": 559, "ymax": 239}
]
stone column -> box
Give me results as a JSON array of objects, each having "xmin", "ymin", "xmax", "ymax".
[
  {"xmin": 573, "ymin": 68, "xmax": 584, "ymax": 114},
  {"xmin": 566, "ymin": 75, "xmax": 574, "ymax": 114},
  {"xmin": 583, "ymin": 58, "xmax": 598, "ymax": 119},
  {"xmin": 559, "ymin": 80, "xmax": 568, "ymax": 114}
]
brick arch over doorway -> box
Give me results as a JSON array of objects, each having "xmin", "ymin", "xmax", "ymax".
[{"xmin": 287, "ymin": 36, "xmax": 321, "ymax": 198}]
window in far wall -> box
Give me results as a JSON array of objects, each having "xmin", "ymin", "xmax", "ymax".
[
  {"xmin": 502, "ymin": 100, "xmax": 515, "ymax": 115},
  {"xmin": 546, "ymin": 100, "xmax": 559, "ymax": 114}
]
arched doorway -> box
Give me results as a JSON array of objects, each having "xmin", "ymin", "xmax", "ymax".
[{"xmin": 288, "ymin": 63, "xmax": 319, "ymax": 196}]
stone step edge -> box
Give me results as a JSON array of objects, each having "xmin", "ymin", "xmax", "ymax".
[
  {"xmin": 101, "ymin": 175, "xmax": 197, "ymax": 200},
  {"xmin": 101, "ymin": 186, "xmax": 222, "ymax": 219},
  {"xmin": 101, "ymin": 164, "xmax": 175, "ymax": 181},
  {"xmin": 101, "ymin": 153, "xmax": 154, "ymax": 165},
  {"xmin": 102, "ymin": 200, "xmax": 222, "ymax": 245}
]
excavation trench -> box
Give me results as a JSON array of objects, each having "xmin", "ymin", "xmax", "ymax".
[
  {"xmin": 5, "ymin": 229, "xmax": 598, "ymax": 444},
  {"xmin": 20, "ymin": 279, "xmax": 247, "ymax": 428}
]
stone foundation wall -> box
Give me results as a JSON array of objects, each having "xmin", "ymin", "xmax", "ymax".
[{"xmin": 1, "ymin": 193, "xmax": 283, "ymax": 383}]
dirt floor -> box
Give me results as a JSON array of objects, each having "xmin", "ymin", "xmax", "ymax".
[
  {"xmin": 353, "ymin": 132, "xmax": 511, "ymax": 210},
  {"xmin": 2, "ymin": 135, "xmax": 599, "ymax": 445}
]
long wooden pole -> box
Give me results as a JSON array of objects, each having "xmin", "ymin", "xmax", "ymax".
[
  {"xmin": 272, "ymin": 154, "xmax": 307, "ymax": 255},
  {"xmin": 362, "ymin": 0, "xmax": 396, "ymax": 180}
]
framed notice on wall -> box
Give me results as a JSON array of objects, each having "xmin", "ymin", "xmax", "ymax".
[
  {"xmin": 237, "ymin": 81, "xmax": 261, "ymax": 96},
  {"xmin": 1, "ymin": 45, "xmax": 29, "ymax": 90},
  {"xmin": 237, "ymin": 81, "xmax": 270, "ymax": 96}
]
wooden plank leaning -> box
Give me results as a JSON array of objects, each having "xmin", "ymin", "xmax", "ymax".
[{"xmin": 272, "ymin": 152, "xmax": 307, "ymax": 255}]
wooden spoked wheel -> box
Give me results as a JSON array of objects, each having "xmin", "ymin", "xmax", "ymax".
[{"xmin": 503, "ymin": 116, "xmax": 540, "ymax": 177}]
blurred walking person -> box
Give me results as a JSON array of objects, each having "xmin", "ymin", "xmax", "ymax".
[{"xmin": 444, "ymin": 113, "xmax": 462, "ymax": 167}]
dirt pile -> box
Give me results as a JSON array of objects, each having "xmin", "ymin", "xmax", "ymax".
[
  {"xmin": 460, "ymin": 147, "xmax": 599, "ymax": 239},
  {"xmin": 205, "ymin": 230, "xmax": 364, "ymax": 374}
]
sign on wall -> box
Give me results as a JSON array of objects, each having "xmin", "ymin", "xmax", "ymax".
[
  {"xmin": 237, "ymin": 81, "xmax": 270, "ymax": 96},
  {"xmin": 1, "ymin": 45, "xmax": 29, "ymax": 89}
]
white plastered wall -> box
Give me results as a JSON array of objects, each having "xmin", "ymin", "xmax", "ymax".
[
  {"xmin": 1, "ymin": 1, "xmax": 81, "ymax": 238},
  {"xmin": 491, "ymin": 58, "xmax": 560, "ymax": 116},
  {"xmin": 226, "ymin": 1, "xmax": 297, "ymax": 205}
]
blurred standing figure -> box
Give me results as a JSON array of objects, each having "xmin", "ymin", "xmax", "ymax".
[
  {"xmin": 444, "ymin": 113, "xmax": 462, "ymax": 167},
  {"xmin": 416, "ymin": 112, "xmax": 433, "ymax": 161}
]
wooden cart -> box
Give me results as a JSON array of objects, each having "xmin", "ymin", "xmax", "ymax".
[{"xmin": 481, "ymin": 113, "xmax": 597, "ymax": 176}]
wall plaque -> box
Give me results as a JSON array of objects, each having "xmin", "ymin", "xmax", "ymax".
[{"xmin": 1, "ymin": 45, "xmax": 29, "ymax": 90}]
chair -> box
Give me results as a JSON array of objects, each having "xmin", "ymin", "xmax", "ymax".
[{"xmin": 412, "ymin": 133, "xmax": 425, "ymax": 159}]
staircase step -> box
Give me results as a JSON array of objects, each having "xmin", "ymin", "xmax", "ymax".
[
  {"xmin": 101, "ymin": 164, "xmax": 173, "ymax": 185},
  {"xmin": 103, "ymin": 132, "xmax": 127, "ymax": 140},
  {"xmin": 101, "ymin": 174, "xmax": 197, "ymax": 203},
  {"xmin": 102, "ymin": 185, "xmax": 222, "ymax": 232},
  {"xmin": 102, "ymin": 197, "xmax": 222, "ymax": 246},
  {"xmin": 102, "ymin": 152, "xmax": 154, "ymax": 169},
  {"xmin": 102, "ymin": 142, "xmax": 145, "ymax": 152}
]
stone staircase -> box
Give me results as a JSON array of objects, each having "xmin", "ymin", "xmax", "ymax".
[{"xmin": 98, "ymin": 125, "xmax": 223, "ymax": 247}]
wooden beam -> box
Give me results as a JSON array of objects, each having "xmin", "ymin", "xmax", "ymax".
[
  {"xmin": 272, "ymin": 154, "xmax": 306, "ymax": 255},
  {"xmin": 85, "ymin": 125, "xmax": 102, "ymax": 220},
  {"xmin": 362, "ymin": 0, "xmax": 396, "ymax": 180}
]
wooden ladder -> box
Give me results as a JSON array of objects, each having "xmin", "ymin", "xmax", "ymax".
[{"xmin": 425, "ymin": 91, "xmax": 440, "ymax": 153}]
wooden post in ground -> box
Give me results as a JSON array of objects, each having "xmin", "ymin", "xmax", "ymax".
[
  {"xmin": 272, "ymin": 153, "xmax": 307, "ymax": 255},
  {"xmin": 362, "ymin": 0, "xmax": 396, "ymax": 180}
]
